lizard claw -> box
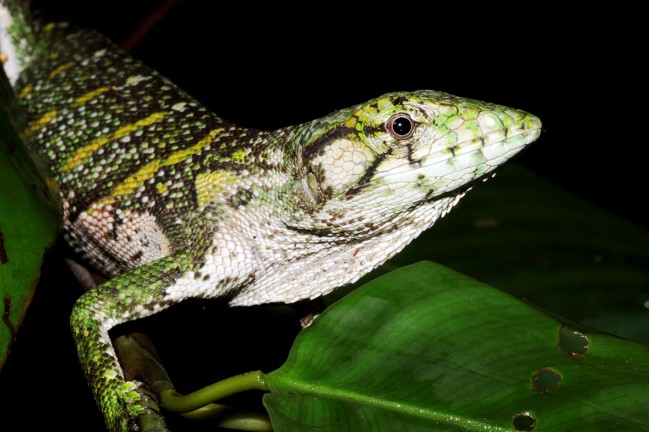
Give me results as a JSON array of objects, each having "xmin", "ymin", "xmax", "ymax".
[
  {"xmin": 112, "ymin": 381, "xmax": 144, "ymax": 431},
  {"xmin": 116, "ymin": 381, "xmax": 169, "ymax": 431}
]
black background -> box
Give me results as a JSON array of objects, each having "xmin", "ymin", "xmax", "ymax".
[{"xmin": 1, "ymin": 1, "xmax": 645, "ymax": 430}]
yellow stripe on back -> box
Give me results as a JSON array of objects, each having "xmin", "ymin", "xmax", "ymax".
[
  {"xmin": 21, "ymin": 109, "xmax": 58, "ymax": 139},
  {"xmin": 49, "ymin": 61, "xmax": 75, "ymax": 78},
  {"xmin": 91, "ymin": 128, "xmax": 224, "ymax": 210},
  {"xmin": 21, "ymin": 87, "xmax": 110, "ymax": 141},
  {"xmin": 195, "ymin": 171, "xmax": 240, "ymax": 206},
  {"xmin": 164, "ymin": 127, "xmax": 222, "ymax": 166},
  {"xmin": 74, "ymin": 87, "xmax": 110, "ymax": 105},
  {"xmin": 18, "ymin": 84, "xmax": 34, "ymax": 99},
  {"xmin": 61, "ymin": 111, "xmax": 167, "ymax": 173}
]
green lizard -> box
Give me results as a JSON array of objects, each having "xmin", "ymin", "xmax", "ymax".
[{"xmin": 0, "ymin": 2, "xmax": 542, "ymax": 431}]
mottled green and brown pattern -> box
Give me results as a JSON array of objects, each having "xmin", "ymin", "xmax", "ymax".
[{"xmin": 1, "ymin": 3, "xmax": 541, "ymax": 431}]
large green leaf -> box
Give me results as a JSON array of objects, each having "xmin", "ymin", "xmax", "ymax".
[
  {"xmin": 264, "ymin": 262, "xmax": 649, "ymax": 431},
  {"xmin": 329, "ymin": 165, "xmax": 649, "ymax": 344},
  {"xmin": 0, "ymin": 75, "xmax": 60, "ymax": 370}
]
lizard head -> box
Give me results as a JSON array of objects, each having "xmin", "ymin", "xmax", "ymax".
[
  {"xmin": 292, "ymin": 90, "xmax": 541, "ymax": 234},
  {"xmin": 233, "ymin": 91, "xmax": 542, "ymax": 304}
]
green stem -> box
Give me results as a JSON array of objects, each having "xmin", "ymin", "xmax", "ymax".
[
  {"xmin": 160, "ymin": 370, "xmax": 269, "ymax": 413},
  {"xmin": 181, "ymin": 404, "xmax": 272, "ymax": 431}
]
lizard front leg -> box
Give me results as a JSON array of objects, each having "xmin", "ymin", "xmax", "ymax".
[
  {"xmin": 70, "ymin": 252, "xmax": 190, "ymax": 431},
  {"xmin": 69, "ymin": 249, "xmax": 249, "ymax": 431}
]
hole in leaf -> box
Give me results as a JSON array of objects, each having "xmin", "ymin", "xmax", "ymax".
[
  {"xmin": 557, "ymin": 324, "xmax": 589, "ymax": 358},
  {"xmin": 512, "ymin": 412, "xmax": 536, "ymax": 431},
  {"xmin": 532, "ymin": 367, "xmax": 562, "ymax": 393}
]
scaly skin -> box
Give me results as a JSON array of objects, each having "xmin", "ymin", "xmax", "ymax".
[{"xmin": 1, "ymin": 4, "xmax": 541, "ymax": 431}]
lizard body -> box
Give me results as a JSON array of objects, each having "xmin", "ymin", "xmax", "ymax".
[{"xmin": 0, "ymin": 3, "xmax": 542, "ymax": 431}]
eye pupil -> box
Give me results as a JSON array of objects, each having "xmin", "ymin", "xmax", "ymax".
[
  {"xmin": 387, "ymin": 114, "xmax": 414, "ymax": 139},
  {"xmin": 393, "ymin": 117, "xmax": 412, "ymax": 135}
]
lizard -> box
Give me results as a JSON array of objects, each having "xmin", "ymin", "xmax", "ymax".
[{"xmin": 0, "ymin": 2, "xmax": 542, "ymax": 431}]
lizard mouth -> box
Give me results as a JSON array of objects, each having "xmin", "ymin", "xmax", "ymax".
[{"xmin": 423, "ymin": 165, "xmax": 500, "ymax": 204}]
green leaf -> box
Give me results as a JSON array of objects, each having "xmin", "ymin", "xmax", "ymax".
[
  {"xmin": 264, "ymin": 262, "xmax": 649, "ymax": 431},
  {"xmin": 329, "ymin": 165, "xmax": 649, "ymax": 344},
  {"xmin": 426, "ymin": 165, "xmax": 649, "ymax": 344},
  {"xmin": 0, "ymin": 74, "xmax": 59, "ymax": 370}
]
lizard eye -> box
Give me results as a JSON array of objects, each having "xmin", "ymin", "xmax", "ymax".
[{"xmin": 386, "ymin": 114, "xmax": 415, "ymax": 139}]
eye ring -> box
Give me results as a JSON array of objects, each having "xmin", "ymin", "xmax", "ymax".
[{"xmin": 386, "ymin": 114, "xmax": 415, "ymax": 139}]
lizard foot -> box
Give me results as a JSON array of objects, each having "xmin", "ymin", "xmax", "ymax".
[{"xmin": 112, "ymin": 381, "xmax": 168, "ymax": 432}]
